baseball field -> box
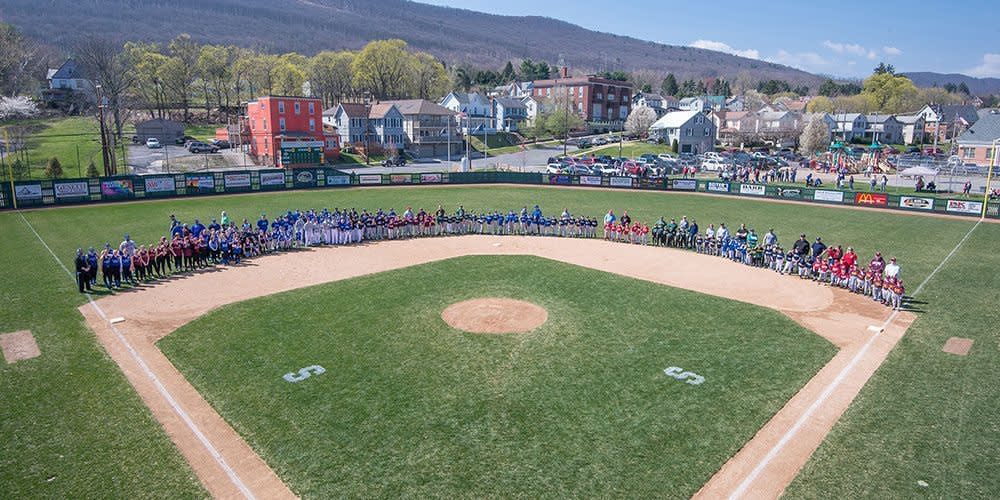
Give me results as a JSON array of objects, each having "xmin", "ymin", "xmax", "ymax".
[{"xmin": 1, "ymin": 185, "xmax": 998, "ymax": 498}]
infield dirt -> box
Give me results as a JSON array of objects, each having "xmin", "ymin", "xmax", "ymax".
[{"xmin": 79, "ymin": 235, "xmax": 913, "ymax": 498}]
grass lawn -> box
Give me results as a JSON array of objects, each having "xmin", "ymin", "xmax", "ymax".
[
  {"xmin": 2, "ymin": 117, "xmax": 102, "ymax": 178},
  {"xmin": 159, "ymin": 255, "xmax": 834, "ymax": 497},
  {"xmin": 3, "ymin": 185, "xmax": 998, "ymax": 497},
  {"xmin": 184, "ymin": 123, "xmax": 224, "ymax": 142},
  {"xmin": 468, "ymin": 132, "xmax": 519, "ymax": 153}
]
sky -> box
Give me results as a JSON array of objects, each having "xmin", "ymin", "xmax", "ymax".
[{"xmin": 421, "ymin": 0, "xmax": 1000, "ymax": 79}]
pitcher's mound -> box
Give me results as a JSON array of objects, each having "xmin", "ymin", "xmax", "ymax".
[{"xmin": 442, "ymin": 298, "xmax": 547, "ymax": 334}]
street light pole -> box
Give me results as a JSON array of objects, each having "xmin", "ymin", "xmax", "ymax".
[
  {"xmin": 364, "ymin": 91, "xmax": 372, "ymax": 166},
  {"xmin": 982, "ymin": 138, "xmax": 999, "ymax": 219}
]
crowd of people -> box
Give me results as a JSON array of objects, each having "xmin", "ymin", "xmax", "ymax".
[{"xmin": 72, "ymin": 204, "xmax": 905, "ymax": 310}]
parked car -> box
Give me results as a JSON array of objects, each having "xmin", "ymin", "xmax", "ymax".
[
  {"xmin": 592, "ymin": 137, "xmax": 608, "ymax": 146},
  {"xmin": 210, "ymin": 139, "xmax": 231, "ymax": 149},
  {"xmin": 145, "ymin": 138, "xmax": 161, "ymax": 149},
  {"xmin": 577, "ymin": 140, "xmax": 592, "ymax": 149},
  {"xmin": 187, "ymin": 141, "xmax": 219, "ymax": 153},
  {"xmin": 701, "ymin": 158, "xmax": 727, "ymax": 171},
  {"xmin": 657, "ymin": 153, "xmax": 676, "ymax": 161},
  {"xmin": 562, "ymin": 164, "xmax": 592, "ymax": 175},
  {"xmin": 545, "ymin": 163, "xmax": 563, "ymax": 174},
  {"xmin": 703, "ymin": 151, "xmax": 723, "ymax": 161}
]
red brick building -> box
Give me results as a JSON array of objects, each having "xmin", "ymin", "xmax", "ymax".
[
  {"xmin": 531, "ymin": 68, "xmax": 633, "ymax": 131},
  {"xmin": 245, "ymin": 95, "xmax": 333, "ymax": 167}
]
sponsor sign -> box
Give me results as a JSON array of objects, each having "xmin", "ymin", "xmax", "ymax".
[
  {"xmin": 224, "ymin": 173, "xmax": 251, "ymax": 188},
  {"xmin": 259, "ymin": 172, "xmax": 286, "ymax": 186},
  {"xmin": 945, "ymin": 199, "xmax": 983, "ymax": 214},
  {"xmin": 390, "ymin": 174, "xmax": 411, "ymax": 184},
  {"xmin": 359, "ymin": 174, "xmax": 382, "ymax": 185},
  {"xmin": 101, "ymin": 179, "xmax": 134, "ymax": 198},
  {"xmin": 776, "ymin": 187, "xmax": 801, "ymax": 198},
  {"xmin": 185, "ymin": 174, "xmax": 215, "ymax": 192},
  {"xmin": 547, "ymin": 174, "xmax": 572, "ymax": 185},
  {"xmin": 54, "ymin": 181, "xmax": 89, "ymax": 199},
  {"xmin": 671, "ymin": 179, "xmax": 697, "ymax": 191},
  {"xmin": 610, "ymin": 176, "xmax": 633, "ymax": 188},
  {"xmin": 419, "ymin": 173, "xmax": 442, "ymax": 184},
  {"xmin": 739, "ymin": 183, "xmax": 765, "ymax": 196},
  {"xmin": 293, "ymin": 170, "xmax": 316, "ymax": 188},
  {"xmin": 579, "ymin": 175, "xmax": 602, "ymax": 186},
  {"xmin": 814, "ymin": 189, "xmax": 845, "ymax": 203},
  {"xmin": 326, "ymin": 175, "xmax": 350, "ymax": 186},
  {"xmin": 900, "ymin": 196, "xmax": 934, "ymax": 210},
  {"xmin": 854, "ymin": 192, "xmax": 888, "ymax": 207},
  {"xmin": 15, "ymin": 183, "xmax": 43, "ymax": 201},
  {"xmin": 144, "ymin": 176, "xmax": 176, "ymax": 193},
  {"xmin": 707, "ymin": 181, "xmax": 730, "ymax": 193}
]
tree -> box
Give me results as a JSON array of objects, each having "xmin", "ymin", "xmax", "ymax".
[
  {"xmin": 943, "ymin": 82, "xmax": 958, "ymax": 93},
  {"xmin": 818, "ymin": 80, "xmax": 839, "ymax": 97},
  {"xmin": 408, "ymin": 52, "xmax": 450, "ymax": 100},
  {"xmin": 805, "ymin": 95, "xmax": 834, "ymax": 113},
  {"xmin": 799, "ymin": 114, "xmax": 830, "ymax": 155},
  {"xmin": 641, "ymin": 83, "xmax": 652, "ymax": 93},
  {"xmin": 757, "ymin": 79, "xmax": 792, "ymax": 95},
  {"xmin": 519, "ymin": 59, "xmax": 550, "ymax": 81},
  {"xmin": 660, "ymin": 73, "xmax": 678, "ymax": 96},
  {"xmin": 352, "ymin": 39, "xmax": 411, "ymax": 99},
  {"xmin": 161, "ymin": 34, "xmax": 200, "ymax": 121},
  {"xmin": 273, "ymin": 55, "xmax": 307, "ymax": 96},
  {"xmin": 624, "ymin": 106, "xmax": 658, "ymax": 137},
  {"xmin": 873, "ymin": 62, "xmax": 895, "ymax": 75},
  {"xmin": 44, "ymin": 157, "xmax": 64, "ymax": 179},
  {"xmin": 500, "ymin": 61, "xmax": 517, "ymax": 83},
  {"xmin": 0, "ymin": 23, "xmax": 42, "ymax": 97},
  {"xmin": 671, "ymin": 139, "xmax": 679, "ymax": 153},
  {"xmin": 743, "ymin": 90, "xmax": 768, "ymax": 112},
  {"xmin": 86, "ymin": 161, "xmax": 99, "ymax": 177},
  {"xmin": 0, "ymin": 95, "xmax": 39, "ymax": 119},
  {"xmin": 124, "ymin": 42, "xmax": 169, "ymax": 119},
  {"xmin": 310, "ymin": 51, "xmax": 355, "ymax": 107},
  {"xmin": 861, "ymin": 72, "xmax": 919, "ymax": 113},
  {"xmin": 597, "ymin": 71, "xmax": 629, "ymax": 82},
  {"xmin": 453, "ymin": 66, "xmax": 473, "ymax": 92},
  {"xmin": 10, "ymin": 159, "xmax": 29, "ymax": 180},
  {"xmin": 958, "ymin": 82, "xmax": 970, "ymax": 95},
  {"xmin": 537, "ymin": 90, "xmax": 585, "ymax": 138},
  {"xmin": 197, "ymin": 44, "xmax": 235, "ymax": 119},
  {"xmin": 74, "ymin": 35, "xmax": 136, "ymax": 139}
]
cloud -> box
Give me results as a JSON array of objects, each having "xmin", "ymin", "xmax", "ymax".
[
  {"xmin": 768, "ymin": 50, "xmax": 831, "ymax": 71},
  {"xmin": 823, "ymin": 40, "xmax": 869, "ymax": 57},
  {"xmin": 966, "ymin": 53, "xmax": 1000, "ymax": 78},
  {"xmin": 689, "ymin": 39, "xmax": 760, "ymax": 60},
  {"xmin": 883, "ymin": 46, "xmax": 903, "ymax": 56}
]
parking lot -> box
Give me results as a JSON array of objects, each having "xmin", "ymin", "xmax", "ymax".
[{"xmin": 128, "ymin": 144, "xmax": 257, "ymax": 174}]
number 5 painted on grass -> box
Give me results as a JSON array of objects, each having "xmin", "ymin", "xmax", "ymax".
[
  {"xmin": 283, "ymin": 365, "xmax": 325, "ymax": 383},
  {"xmin": 664, "ymin": 366, "xmax": 705, "ymax": 385}
]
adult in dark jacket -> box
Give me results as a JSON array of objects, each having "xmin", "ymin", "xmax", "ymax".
[
  {"xmin": 811, "ymin": 237, "xmax": 827, "ymax": 260},
  {"xmin": 74, "ymin": 249, "xmax": 92, "ymax": 293},
  {"xmin": 793, "ymin": 234, "xmax": 810, "ymax": 256}
]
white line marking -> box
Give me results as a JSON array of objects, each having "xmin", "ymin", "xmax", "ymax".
[
  {"xmin": 17, "ymin": 212, "xmax": 256, "ymax": 500},
  {"xmin": 728, "ymin": 219, "xmax": 982, "ymax": 499},
  {"xmin": 109, "ymin": 317, "xmax": 125, "ymax": 324}
]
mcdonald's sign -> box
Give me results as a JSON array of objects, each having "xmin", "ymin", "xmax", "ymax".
[{"xmin": 855, "ymin": 192, "xmax": 888, "ymax": 207}]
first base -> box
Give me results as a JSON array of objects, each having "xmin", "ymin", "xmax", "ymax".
[{"xmin": 109, "ymin": 317, "xmax": 125, "ymax": 324}]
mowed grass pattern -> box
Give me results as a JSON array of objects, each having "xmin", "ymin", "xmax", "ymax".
[
  {"xmin": 2, "ymin": 185, "xmax": 997, "ymax": 497},
  {"xmin": 159, "ymin": 256, "xmax": 835, "ymax": 497}
]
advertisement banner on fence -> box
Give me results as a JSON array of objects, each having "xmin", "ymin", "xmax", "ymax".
[
  {"xmin": 54, "ymin": 181, "xmax": 89, "ymax": 199},
  {"xmin": 945, "ymin": 199, "xmax": 983, "ymax": 214},
  {"xmin": 776, "ymin": 187, "xmax": 801, "ymax": 198},
  {"xmin": 390, "ymin": 174, "xmax": 411, "ymax": 184},
  {"xmin": 144, "ymin": 176, "xmax": 176, "ymax": 193},
  {"xmin": 610, "ymin": 176, "xmax": 633, "ymax": 188},
  {"xmin": 579, "ymin": 175, "xmax": 602, "ymax": 186},
  {"xmin": 814, "ymin": 189, "xmax": 844, "ymax": 203},
  {"xmin": 186, "ymin": 174, "xmax": 215, "ymax": 192},
  {"xmin": 547, "ymin": 174, "xmax": 572, "ymax": 185},
  {"xmin": 854, "ymin": 192, "xmax": 888, "ymax": 207},
  {"xmin": 359, "ymin": 174, "xmax": 382, "ymax": 185},
  {"xmin": 326, "ymin": 175, "xmax": 350, "ymax": 186},
  {"xmin": 15, "ymin": 183, "xmax": 43, "ymax": 201},
  {"xmin": 900, "ymin": 196, "xmax": 934, "ymax": 210},
  {"xmin": 101, "ymin": 179, "xmax": 134, "ymax": 198},
  {"xmin": 740, "ymin": 184, "xmax": 765, "ymax": 196},
  {"xmin": 671, "ymin": 179, "xmax": 697, "ymax": 191},
  {"xmin": 293, "ymin": 169, "xmax": 317, "ymax": 188},
  {"xmin": 259, "ymin": 172, "xmax": 286, "ymax": 186},
  {"xmin": 224, "ymin": 173, "xmax": 251, "ymax": 189},
  {"xmin": 707, "ymin": 181, "xmax": 730, "ymax": 193},
  {"xmin": 420, "ymin": 173, "xmax": 442, "ymax": 184}
]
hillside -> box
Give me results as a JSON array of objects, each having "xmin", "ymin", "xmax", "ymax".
[
  {"xmin": 903, "ymin": 72, "xmax": 1000, "ymax": 95},
  {"xmin": 0, "ymin": 0, "xmax": 824, "ymax": 87}
]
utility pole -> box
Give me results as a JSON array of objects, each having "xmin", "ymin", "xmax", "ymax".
[
  {"xmin": 96, "ymin": 84, "xmax": 111, "ymax": 176},
  {"xmin": 364, "ymin": 91, "xmax": 372, "ymax": 166}
]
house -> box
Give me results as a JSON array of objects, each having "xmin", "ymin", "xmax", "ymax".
[
  {"xmin": 895, "ymin": 114, "xmax": 925, "ymax": 145},
  {"xmin": 955, "ymin": 111, "xmax": 1000, "ymax": 167},
  {"xmin": 917, "ymin": 104, "xmax": 979, "ymax": 142},
  {"xmin": 649, "ymin": 110, "xmax": 715, "ymax": 154},
  {"xmin": 246, "ymin": 96, "xmax": 327, "ymax": 167},
  {"xmin": 520, "ymin": 95, "xmax": 539, "ymax": 125},
  {"xmin": 323, "ymin": 102, "xmax": 405, "ymax": 153},
  {"xmin": 678, "ymin": 97, "xmax": 707, "ymax": 112},
  {"xmin": 725, "ymin": 96, "xmax": 745, "ymax": 112},
  {"xmin": 716, "ymin": 111, "xmax": 750, "ymax": 144},
  {"xmin": 492, "ymin": 97, "xmax": 528, "ymax": 132},
  {"xmin": 774, "ymin": 96, "xmax": 811, "ymax": 112},
  {"xmin": 489, "ymin": 81, "xmax": 533, "ymax": 98},
  {"xmin": 704, "ymin": 95, "xmax": 727, "ymax": 112},
  {"xmin": 529, "ymin": 68, "xmax": 633, "ymax": 131},
  {"xmin": 832, "ymin": 113, "xmax": 868, "ymax": 141},
  {"xmin": 865, "ymin": 114, "xmax": 903, "ymax": 144},
  {"xmin": 802, "ymin": 112, "xmax": 837, "ymax": 143},
  {"xmin": 135, "ymin": 119, "xmax": 184, "ymax": 144},
  {"xmin": 744, "ymin": 110, "xmax": 804, "ymax": 147},
  {"xmin": 380, "ymin": 99, "xmax": 460, "ymax": 158},
  {"xmin": 42, "ymin": 58, "xmax": 94, "ymax": 108},
  {"xmin": 439, "ymin": 92, "xmax": 493, "ymax": 133}
]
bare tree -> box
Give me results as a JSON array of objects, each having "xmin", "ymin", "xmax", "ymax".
[{"xmin": 74, "ymin": 35, "xmax": 136, "ymax": 139}]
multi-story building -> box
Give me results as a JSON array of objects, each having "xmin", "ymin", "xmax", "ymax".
[
  {"xmin": 439, "ymin": 92, "xmax": 493, "ymax": 133},
  {"xmin": 381, "ymin": 99, "xmax": 461, "ymax": 158},
  {"xmin": 529, "ymin": 68, "xmax": 633, "ymax": 131},
  {"xmin": 865, "ymin": 114, "xmax": 903, "ymax": 144},
  {"xmin": 956, "ymin": 112, "xmax": 1000, "ymax": 167},
  {"xmin": 917, "ymin": 104, "xmax": 979, "ymax": 142},
  {"xmin": 492, "ymin": 97, "xmax": 528, "ymax": 132},
  {"xmin": 323, "ymin": 102, "xmax": 406, "ymax": 153},
  {"xmin": 649, "ymin": 110, "xmax": 715, "ymax": 154},
  {"xmin": 832, "ymin": 113, "xmax": 869, "ymax": 142},
  {"xmin": 245, "ymin": 95, "xmax": 326, "ymax": 167}
]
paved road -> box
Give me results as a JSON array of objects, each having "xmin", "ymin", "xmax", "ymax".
[{"xmin": 335, "ymin": 143, "xmax": 578, "ymax": 175}]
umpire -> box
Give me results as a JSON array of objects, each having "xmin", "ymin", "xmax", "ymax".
[{"xmin": 75, "ymin": 248, "xmax": 92, "ymax": 293}]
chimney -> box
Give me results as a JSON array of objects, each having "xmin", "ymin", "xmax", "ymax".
[{"xmin": 560, "ymin": 66, "xmax": 569, "ymax": 79}]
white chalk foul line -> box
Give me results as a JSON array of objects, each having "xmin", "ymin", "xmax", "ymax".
[
  {"xmin": 17, "ymin": 212, "xmax": 256, "ymax": 500},
  {"xmin": 728, "ymin": 219, "xmax": 982, "ymax": 500}
]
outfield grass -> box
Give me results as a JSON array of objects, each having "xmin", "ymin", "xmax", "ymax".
[
  {"xmin": 159, "ymin": 255, "xmax": 835, "ymax": 497},
  {"xmin": 2, "ymin": 185, "xmax": 997, "ymax": 497}
]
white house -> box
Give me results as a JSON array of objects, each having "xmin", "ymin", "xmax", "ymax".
[
  {"xmin": 649, "ymin": 110, "xmax": 716, "ymax": 154},
  {"xmin": 632, "ymin": 92, "xmax": 668, "ymax": 116},
  {"xmin": 439, "ymin": 92, "xmax": 493, "ymax": 133},
  {"xmin": 832, "ymin": 113, "xmax": 868, "ymax": 142},
  {"xmin": 895, "ymin": 114, "xmax": 925, "ymax": 145},
  {"xmin": 865, "ymin": 114, "xmax": 903, "ymax": 144},
  {"xmin": 492, "ymin": 97, "xmax": 528, "ymax": 132},
  {"xmin": 520, "ymin": 95, "xmax": 539, "ymax": 125},
  {"xmin": 42, "ymin": 58, "xmax": 94, "ymax": 107},
  {"xmin": 678, "ymin": 97, "xmax": 708, "ymax": 112}
]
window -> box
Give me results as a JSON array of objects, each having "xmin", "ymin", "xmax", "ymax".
[
  {"xmin": 309, "ymin": 102, "xmax": 315, "ymax": 114},
  {"xmin": 696, "ymin": 115, "xmax": 703, "ymax": 124},
  {"xmin": 963, "ymin": 148, "xmax": 975, "ymax": 159},
  {"xmin": 686, "ymin": 128, "xmax": 693, "ymax": 137},
  {"xmin": 597, "ymin": 93, "xmax": 603, "ymax": 100},
  {"xmin": 704, "ymin": 127, "xmax": 710, "ymax": 136},
  {"xmin": 278, "ymin": 101, "xmax": 285, "ymax": 113},
  {"xmin": 294, "ymin": 102, "xmax": 300, "ymax": 114},
  {"xmin": 279, "ymin": 118, "xmax": 286, "ymax": 131},
  {"xmin": 578, "ymin": 87, "xmax": 583, "ymax": 97},
  {"xmin": 309, "ymin": 119, "xmax": 315, "ymax": 132},
  {"xmin": 987, "ymin": 148, "xmax": 994, "ymax": 159},
  {"xmin": 263, "ymin": 119, "xmax": 268, "ymax": 131}
]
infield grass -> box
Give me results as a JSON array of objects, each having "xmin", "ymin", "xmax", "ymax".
[
  {"xmin": 159, "ymin": 255, "xmax": 835, "ymax": 497},
  {"xmin": 2, "ymin": 185, "xmax": 998, "ymax": 497}
]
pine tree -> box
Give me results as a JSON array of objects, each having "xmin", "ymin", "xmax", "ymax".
[
  {"xmin": 500, "ymin": 61, "xmax": 516, "ymax": 83},
  {"xmin": 44, "ymin": 156, "xmax": 64, "ymax": 179},
  {"xmin": 86, "ymin": 161, "xmax": 100, "ymax": 178},
  {"xmin": 661, "ymin": 73, "xmax": 679, "ymax": 96}
]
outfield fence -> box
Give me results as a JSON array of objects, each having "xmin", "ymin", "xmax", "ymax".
[{"xmin": 1, "ymin": 168, "xmax": 998, "ymax": 219}]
